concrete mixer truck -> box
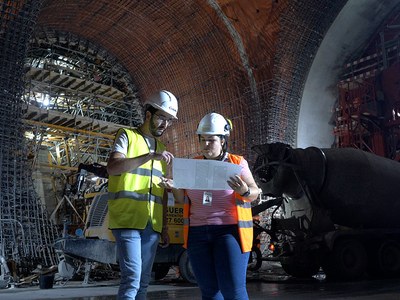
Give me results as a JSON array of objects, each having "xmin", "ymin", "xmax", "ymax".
[{"xmin": 251, "ymin": 143, "xmax": 400, "ymax": 280}]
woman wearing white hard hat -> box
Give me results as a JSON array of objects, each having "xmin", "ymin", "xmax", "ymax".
[
  {"xmin": 162, "ymin": 112, "xmax": 258, "ymax": 300},
  {"xmin": 107, "ymin": 90, "xmax": 178, "ymax": 299}
]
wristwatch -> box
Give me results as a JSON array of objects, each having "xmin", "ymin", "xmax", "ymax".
[{"xmin": 240, "ymin": 188, "xmax": 251, "ymax": 198}]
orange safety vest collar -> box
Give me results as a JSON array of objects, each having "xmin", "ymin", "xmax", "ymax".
[{"xmin": 182, "ymin": 153, "xmax": 253, "ymax": 252}]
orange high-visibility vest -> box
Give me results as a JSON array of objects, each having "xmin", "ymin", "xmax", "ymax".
[{"xmin": 182, "ymin": 153, "xmax": 253, "ymax": 252}]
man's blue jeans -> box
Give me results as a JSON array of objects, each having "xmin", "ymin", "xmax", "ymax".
[
  {"xmin": 112, "ymin": 221, "xmax": 160, "ymax": 300},
  {"xmin": 187, "ymin": 224, "xmax": 250, "ymax": 300}
]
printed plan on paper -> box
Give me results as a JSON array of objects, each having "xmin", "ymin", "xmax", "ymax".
[{"xmin": 172, "ymin": 158, "xmax": 242, "ymax": 190}]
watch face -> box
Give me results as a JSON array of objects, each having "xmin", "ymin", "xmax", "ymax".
[{"xmin": 241, "ymin": 189, "xmax": 250, "ymax": 197}]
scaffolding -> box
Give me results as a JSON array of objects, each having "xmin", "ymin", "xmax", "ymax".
[
  {"xmin": 23, "ymin": 28, "xmax": 143, "ymax": 170},
  {"xmin": 335, "ymin": 80, "xmax": 385, "ymax": 156},
  {"xmin": 335, "ymin": 10, "xmax": 400, "ymax": 160}
]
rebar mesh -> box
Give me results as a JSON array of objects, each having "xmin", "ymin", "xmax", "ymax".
[
  {"xmin": 264, "ymin": 0, "xmax": 347, "ymax": 147},
  {"xmin": 0, "ymin": 0, "xmax": 58, "ymax": 270}
]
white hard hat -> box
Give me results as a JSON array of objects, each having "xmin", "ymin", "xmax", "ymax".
[
  {"xmin": 144, "ymin": 90, "xmax": 178, "ymax": 119},
  {"xmin": 196, "ymin": 113, "xmax": 231, "ymax": 136}
]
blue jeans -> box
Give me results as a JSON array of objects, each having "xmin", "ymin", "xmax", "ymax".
[
  {"xmin": 112, "ymin": 221, "xmax": 160, "ymax": 300},
  {"xmin": 187, "ymin": 225, "xmax": 250, "ymax": 300}
]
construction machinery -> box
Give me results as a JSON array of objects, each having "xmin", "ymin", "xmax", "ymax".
[
  {"xmin": 53, "ymin": 164, "xmax": 196, "ymax": 284},
  {"xmin": 252, "ymin": 142, "xmax": 400, "ymax": 280}
]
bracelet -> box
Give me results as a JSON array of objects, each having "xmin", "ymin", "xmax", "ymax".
[{"xmin": 240, "ymin": 187, "xmax": 251, "ymax": 198}]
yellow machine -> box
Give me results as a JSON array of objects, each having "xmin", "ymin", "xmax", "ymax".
[
  {"xmin": 53, "ymin": 163, "xmax": 195, "ymax": 283},
  {"xmin": 55, "ymin": 190, "xmax": 195, "ymax": 283},
  {"xmin": 84, "ymin": 192, "xmax": 184, "ymax": 244}
]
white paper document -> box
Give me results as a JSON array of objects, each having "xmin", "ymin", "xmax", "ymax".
[{"xmin": 172, "ymin": 158, "xmax": 242, "ymax": 190}]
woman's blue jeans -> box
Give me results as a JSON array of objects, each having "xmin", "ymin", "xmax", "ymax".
[
  {"xmin": 187, "ymin": 224, "xmax": 250, "ymax": 300},
  {"xmin": 112, "ymin": 221, "xmax": 160, "ymax": 300}
]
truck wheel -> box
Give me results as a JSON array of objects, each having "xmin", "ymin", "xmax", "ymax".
[
  {"xmin": 323, "ymin": 239, "xmax": 367, "ymax": 280},
  {"xmin": 247, "ymin": 246, "xmax": 262, "ymax": 271},
  {"xmin": 368, "ymin": 240, "xmax": 400, "ymax": 278},
  {"xmin": 280, "ymin": 256, "xmax": 320, "ymax": 278},
  {"xmin": 178, "ymin": 250, "xmax": 197, "ymax": 284}
]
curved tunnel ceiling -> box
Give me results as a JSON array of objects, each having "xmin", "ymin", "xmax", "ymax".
[
  {"xmin": 35, "ymin": 0, "xmax": 400, "ymax": 162},
  {"xmin": 36, "ymin": 0, "xmax": 283, "ymax": 160}
]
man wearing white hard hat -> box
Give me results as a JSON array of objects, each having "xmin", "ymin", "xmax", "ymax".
[{"xmin": 107, "ymin": 90, "xmax": 178, "ymax": 299}]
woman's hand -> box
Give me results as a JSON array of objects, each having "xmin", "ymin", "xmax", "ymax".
[
  {"xmin": 159, "ymin": 177, "xmax": 185, "ymax": 203},
  {"xmin": 227, "ymin": 174, "xmax": 249, "ymax": 196}
]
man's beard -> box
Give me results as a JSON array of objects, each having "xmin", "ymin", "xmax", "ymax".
[{"xmin": 150, "ymin": 118, "xmax": 165, "ymax": 137}]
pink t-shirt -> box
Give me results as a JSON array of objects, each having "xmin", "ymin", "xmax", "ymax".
[{"xmin": 186, "ymin": 156, "xmax": 252, "ymax": 226}]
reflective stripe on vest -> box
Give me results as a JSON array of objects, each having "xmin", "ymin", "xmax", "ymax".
[
  {"xmin": 108, "ymin": 128, "xmax": 166, "ymax": 232},
  {"xmin": 129, "ymin": 167, "xmax": 163, "ymax": 177},
  {"xmin": 108, "ymin": 191, "xmax": 163, "ymax": 205},
  {"xmin": 182, "ymin": 153, "xmax": 254, "ymax": 252}
]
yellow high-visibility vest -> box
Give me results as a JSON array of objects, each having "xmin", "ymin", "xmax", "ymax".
[
  {"xmin": 108, "ymin": 128, "xmax": 166, "ymax": 232},
  {"xmin": 183, "ymin": 153, "xmax": 253, "ymax": 252}
]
